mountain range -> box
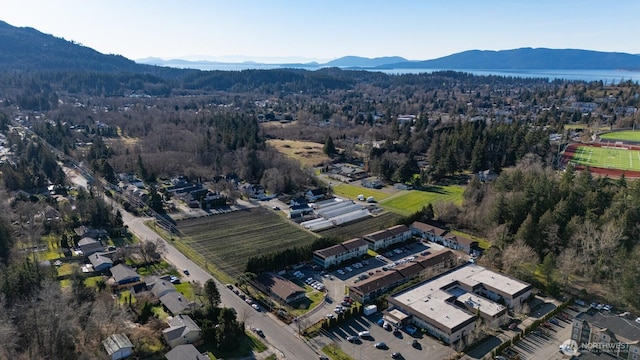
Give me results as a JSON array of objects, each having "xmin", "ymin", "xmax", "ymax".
[{"xmin": 1, "ymin": 19, "xmax": 640, "ymax": 73}]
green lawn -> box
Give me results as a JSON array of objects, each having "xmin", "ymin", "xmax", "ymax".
[
  {"xmin": 84, "ymin": 275, "xmax": 105, "ymax": 288},
  {"xmin": 600, "ymin": 130, "xmax": 640, "ymax": 142},
  {"xmin": 331, "ymin": 183, "xmax": 391, "ymax": 202},
  {"xmin": 571, "ymin": 145, "xmax": 640, "ymax": 171},
  {"xmin": 380, "ymin": 185, "xmax": 465, "ymax": 216}
]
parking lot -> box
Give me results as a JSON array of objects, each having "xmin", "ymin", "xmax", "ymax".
[
  {"xmin": 285, "ymin": 240, "xmax": 456, "ymax": 359},
  {"xmin": 317, "ymin": 313, "xmax": 452, "ymax": 360},
  {"xmin": 463, "ymin": 301, "xmax": 582, "ymax": 360}
]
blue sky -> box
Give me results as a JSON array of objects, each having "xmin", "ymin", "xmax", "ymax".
[{"xmin": 3, "ymin": 0, "xmax": 639, "ymax": 63}]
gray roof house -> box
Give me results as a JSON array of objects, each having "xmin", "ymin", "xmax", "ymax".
[
  {"xmin": 147, "ymin": 276, "xmax": 177, "ymax": 298},
  {"xmin": 102, "ymin": 333, "xmax": 134, "ymax": 360},
  {"xmin": 74, "ymin": 226, "xmax": 108, "ymax": 239},
  {"xmin": 165, "ymin": 344, "xmax": 208, "ymax": 360},
  {"xmin": 159, "ymin": 292, "xmax": 192, "ymax": 315},
  {"xmin": 163, "ymin": 314, "xmax": 202, "ymax": 348},
  {"xmin": 78, "ymin": 237, "xmax": 103, "ymax": 256},
  {"xmin": 89, "ymin": 252, "xmax": 113, "ymax": 272},
  {"xmin": 110, "ymin": 264, "xmax": 140, "ymax": 285}
]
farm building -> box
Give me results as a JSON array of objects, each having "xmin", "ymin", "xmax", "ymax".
[{"xmin": 300, "ymin": 198, "xmax": 371, "ymax": 231}]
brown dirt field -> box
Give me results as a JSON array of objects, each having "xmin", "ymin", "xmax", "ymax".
[
  {"xmin": 267, "ymin": 139, "xmax": 331, "ymax": 168},
  {"xmin": 560, "ymin": 142, "xmax": 640, "ymax": 179}
]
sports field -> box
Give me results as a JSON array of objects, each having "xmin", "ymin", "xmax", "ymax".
[
  {"xmin": 599, "ymin": 130, "xmax": 640, "ymax": 143},
  {"xmin": 571, "ymin": 145, "xmax": 640, "ymax": 171}
]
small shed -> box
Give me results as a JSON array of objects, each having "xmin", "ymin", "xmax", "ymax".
[{"xmin": 102, "ymin": 333, "xmax": 134, "ymax": 360}]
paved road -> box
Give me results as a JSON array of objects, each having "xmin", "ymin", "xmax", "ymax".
[{"xmin": 67, "ymin": 168, "xmax": 320, "ymax": 360}]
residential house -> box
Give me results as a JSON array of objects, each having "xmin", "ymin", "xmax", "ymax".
[
  {"xmin": 74, "ymin": 226, "xmax": 108, "ymax": 240},
  {"xmin": 163, "ymin": 314, "xmax": 202, "ymax": 348},
  {"xmin": 145, "ymin": 275, "xmax": 192, "ymax": 315},
  {"xmin": 313, "ymin": 237, "xmax": 369, "ymax": 269},
  {"xmin": 159, "ymin": 292, "xmax": 192, "ymax": 315},
  {"xmin": 165, "ymin": 344, "xmax": 209, "ymax": 360},
  {"xmin": 89, "ymin": 252, "xmax": 113, "ymax": 272},
  {"xmin": 102, "ymin": 333, "xmax": 134, "ymax": 360},
  {"xmin": 363, "ymin": 225, "xmax": 412, "ymax": 251},
  {"xmin": 78, "ymin": 237, "xmax": 103, "ymax": 256},
  {"xmin": 147, "ymin": 276, "xmax": 177, "ymax": 298},
  {"xmin": 572, "ymin": 309, "xmax": 640, "ymax": 359},
  {"xmin": 477, "ymin": 169, "xmax": 498, "ymax": 182},
  {"xmin": 110, "ymin": 264, "xmax": 140, "ymax": 285},
  {"xmin": 257, "ymin": 273, "xmax": 306, "ymax": 304}
]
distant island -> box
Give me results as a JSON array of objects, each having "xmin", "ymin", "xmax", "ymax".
[{"xmin": 137, "ymin": 48, "xmax": 640, "ymax": 72}]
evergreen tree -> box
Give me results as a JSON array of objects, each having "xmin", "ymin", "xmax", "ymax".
[{"xmin": 323, "ymin": 136, "xmax": 336, "ymax": 156}]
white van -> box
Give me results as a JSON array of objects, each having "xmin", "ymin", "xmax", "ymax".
[{"xmin": 358, "ymin": 331, "xmax": 370, "ymax": 338}]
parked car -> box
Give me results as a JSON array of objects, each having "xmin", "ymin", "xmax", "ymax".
[
  {"xmin": 405, "ymin": 325, "xmax": 418, "ymax": 335},
  {"xmin": 182, "ymin": 269, "xmax": 190, "ymax": 275},
  {"xmin": 375, "ymin": 342, "xmax": 388, "ymax": 349},
  {"xmin": 391, "ymin": 352, "xmax": 402, "ymax": 359},
  {"xmin": 226, "ymin": 284, "xmax": 233, "ymax": 289},
  {"xmin": 358, "ymin": 331, "xmax": 370, "ymax": 338},
  {"xmin": 347, "ymin": 335, "xmax": 358, "ymax": 343}
]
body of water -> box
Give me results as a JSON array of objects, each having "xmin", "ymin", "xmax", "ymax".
[
  {"xmin": 159, "ymin": 62, "xmax": 640, "ymax": 83},
  {"xmin": 375, "ymin": 68, "xmax": 640, "ymax": 83}
]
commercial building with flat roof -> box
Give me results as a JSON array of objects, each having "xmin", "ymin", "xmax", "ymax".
[{"xmin": 387, "ymin": 263, "xmax": 529, "ymax": 344}]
